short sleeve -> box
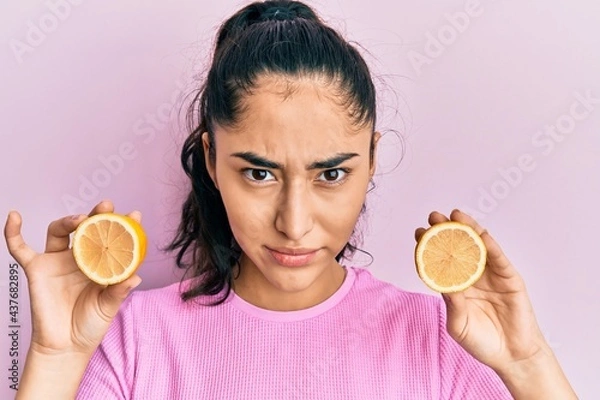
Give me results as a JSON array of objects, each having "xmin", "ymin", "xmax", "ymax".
[
  {"xmin": 437, "ymin": 300, "xmax": 514, "ymax": 400},
  {"xmin": 76, "ymin": 293, "xmax": 138, "ymax": 400}
]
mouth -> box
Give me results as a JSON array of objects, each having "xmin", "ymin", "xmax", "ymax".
[{"xmin": 266, "ymin": 247, "xmax": 319, "ymax": 267}]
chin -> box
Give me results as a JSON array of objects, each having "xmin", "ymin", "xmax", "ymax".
[{"xmin": 261, "ymin": 260, "xmax": 324, "ymax": 290}]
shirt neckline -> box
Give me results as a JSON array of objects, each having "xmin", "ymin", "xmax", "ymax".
[{"xmin": 227, "ymin": 265, "xmax": 356, "ymax": 322}]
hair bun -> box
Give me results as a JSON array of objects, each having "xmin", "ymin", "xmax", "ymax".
[
  {"xmin": 216, "ymin": 1, "xmax": 320, "ymax": 49},
  {"xmin": 260, "ymin": 6, "xmax": 297, "ymax": 21},
  {"xmin": 259, "ymin": 1, "xmax": 319, "ymax": 22}
]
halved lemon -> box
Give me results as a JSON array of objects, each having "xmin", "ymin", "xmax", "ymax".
[
  {"xmin": 72, "ymin": 213, "xmax": 147, "ymax": 285},
  {"xmin": 415, "ymin": 221, "xmax": 486, "ymax": 293}
]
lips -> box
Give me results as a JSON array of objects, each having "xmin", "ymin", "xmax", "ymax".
[{"xmin": 267, "ymin": 247, "xmax": 318, "ymax": 267}]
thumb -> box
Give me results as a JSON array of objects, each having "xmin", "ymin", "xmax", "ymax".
[
  {"xmin": 127, "ymin": 210, "xmax": 142, "ymax": 224},
  {"xmin": 4, "ymin": 211, "xmax": 37, "ymax": 269},
  {"xmin": 97, "ymin": 275, "xmax": 142, "ymax": 320},
  {"xmin": 441, "ymin": 292, "xmax": 469, "ymax": 340}
]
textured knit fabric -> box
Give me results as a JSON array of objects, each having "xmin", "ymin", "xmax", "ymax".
[{"xmin": 76, "ymin": 266, "xmax": 513, "ymax": 399}]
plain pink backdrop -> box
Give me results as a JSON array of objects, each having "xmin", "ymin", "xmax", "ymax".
[{"xmin": 1, "ymin": 0, "xmax": 599, "ymax": 397}]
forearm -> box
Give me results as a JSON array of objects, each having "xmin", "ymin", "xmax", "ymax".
[
  {"xmin": 15, "ymin": 349, "xmax": 93, "ymax": 400},
  {"xmin": 496, "ymin": 345, "xmax": 578, "ymax": 400}
]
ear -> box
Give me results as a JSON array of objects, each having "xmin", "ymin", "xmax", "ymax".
[
  {"xmin": 369, "ymin": 131, "xmax": 381, "ymax": 178},
  {"xmin": 201, "ymin": 132, "xmax": 219, "ymax": 190}
]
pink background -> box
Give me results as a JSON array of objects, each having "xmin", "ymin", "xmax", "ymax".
[{"xmin": 1, "ymin": 0, "xmax": 599, "ymax": 397}]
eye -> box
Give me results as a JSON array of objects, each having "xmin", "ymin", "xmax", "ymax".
[
  {"xmin": 317, "ymin": 168, "xmax": 350, "ymax": 185},
  {"xmin": 242, "ymin": 168, "xmax": 275, "ymax": 183}
]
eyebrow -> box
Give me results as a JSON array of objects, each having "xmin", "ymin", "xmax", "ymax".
[{"xmin": 230, "ymin": 151, "xmax": 360, "ymax": 170}]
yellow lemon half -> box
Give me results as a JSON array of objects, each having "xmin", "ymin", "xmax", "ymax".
[
  {"xmin": 415, "ymin": 221, "xmax": 487, "ymax": 293},
  {"xmin": 72, "ymin": 213, "xmax": 147, "ymax": 285}
]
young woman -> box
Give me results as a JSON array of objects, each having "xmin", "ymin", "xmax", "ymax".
[{"xmin": 4, "ymin": 1, "xmax": 577, "ymax": 399}]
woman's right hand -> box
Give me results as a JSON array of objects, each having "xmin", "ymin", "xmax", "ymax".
[{"xmin": 3, "ymin": 200, "xmax": 142, "ymax": 358}]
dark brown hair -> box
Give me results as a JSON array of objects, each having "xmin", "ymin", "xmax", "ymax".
[{"xmin": 167, "ymin": 0, "xmax": 377, "ymax": 304}]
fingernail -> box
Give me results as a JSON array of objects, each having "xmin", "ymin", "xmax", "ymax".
[
  {"xmin": 127, "ymin": 283, "xmax": 141, "ymax": 294},
  {"xmin": 71, "ymin": 214, "xmax": 82, "ymax": 220},
  {"xmin": 129, "ymin": 279, "xmax": 142, "ymax": 291}
]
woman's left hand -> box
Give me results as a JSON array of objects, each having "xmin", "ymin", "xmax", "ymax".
[{"xmin": 414, "ymin": 209, "xmax": 548, "ymax": 373}]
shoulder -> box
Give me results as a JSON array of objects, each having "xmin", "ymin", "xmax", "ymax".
[
  {"xmin": 128, "ymin": 280, "xmax": 185, "ymax": 308},
  {"xmin": 350, "ymin": 266, "xmax": 442, "ymax": 308},
  {"xmin": 346, "ymin": 266, "xmax": 444, "ymax": 328},
  {"xmin": 121, "ymin": 279, "xmax": 228, "ymax": 326}
]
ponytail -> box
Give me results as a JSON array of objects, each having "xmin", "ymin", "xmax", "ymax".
[{"xmin": 167, "ymin": 0, "xmax": 377, "ymax": 304}]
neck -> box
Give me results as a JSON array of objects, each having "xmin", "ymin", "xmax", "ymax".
[{"xmin": 232, "ymin": 256, "xmax": 347, "ymax": 311}]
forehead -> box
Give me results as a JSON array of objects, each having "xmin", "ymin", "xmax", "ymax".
[{"xmin": 214, "ymin": 74, "xmax": 371, "ymax": 157}]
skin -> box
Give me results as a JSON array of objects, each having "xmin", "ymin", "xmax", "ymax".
[
  {"xmin": 416, "ymin": 210, "xmax": 577, "ymax": 398},
  {"xmin": 3, "ymin": 73, "xmax": 577, "ymax": 398},
  {"xmin": 4, "ymin": 202, "xmax": 142, "ymax": 399},
  {"xmin": 202, "ymin": 74, "xmax": 380, "ymax": 311}
]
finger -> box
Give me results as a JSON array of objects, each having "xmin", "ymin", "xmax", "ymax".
[
  {"xmin": 97, "ymin": 274, "xmax": 142, "ymax": 320},
  {"xmin": 428, "ymin": 211, "xmax": 449, "ymax": 226},
  {"xmin": 414, "ymin": 227, "xmax": 427, "ymax": 242},
  {"xmin": 416, "ymin": 211, "xmax": 450, "ymax": 241},
  {"xmin": 449, "ymin": 209, "xmax": 486, "ymax": 236},
  {"xmin": 45, "ymin": 214, "xmax": 86, "ymax": 253},
  {"xmin": 127, "ymin": 210, "xmax": 142, "ymax": 223},
  {"xmin": 88, "ymin": 200, "xmax": 114, "ymax": 217},
  {"xmin": 4, "ymin": 211, "xmax": 37, "ymax": 268},
  {"xmin": 450, "ymin": 210, "xmax": 516, "ymax": 276},
  {"xmin": 480, "ymin": 231, "xmax": 515, "ymax": 276}
]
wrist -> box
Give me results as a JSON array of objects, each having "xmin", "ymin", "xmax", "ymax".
[
  {"xmin": 495, "ymin": 344, "xmax": 577, "ymax": 400},
  {"xmin": 494, "ymin": 342, "xmax": 554, "ymax": 378},
  {"xmin": 27, "ymin": 340, "xmax": 95, "ymax": 359},
  {"xmin": 15, "ymin": 347, "xmax": 94, "ymax": 399}
]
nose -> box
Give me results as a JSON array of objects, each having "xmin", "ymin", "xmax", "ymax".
[{"xmin": 274, "ymin": 180, "xmax": 314, "ymax": 241}]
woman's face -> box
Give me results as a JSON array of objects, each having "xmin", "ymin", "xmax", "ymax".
[{"xmin": 203, "ymin": 74, "xmax": 380, "ymax": 309}]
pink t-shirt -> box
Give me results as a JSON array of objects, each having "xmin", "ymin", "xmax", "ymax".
[{"xmin": 76, "ymin": 266, "xmax": 512, "ymax": 399}]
